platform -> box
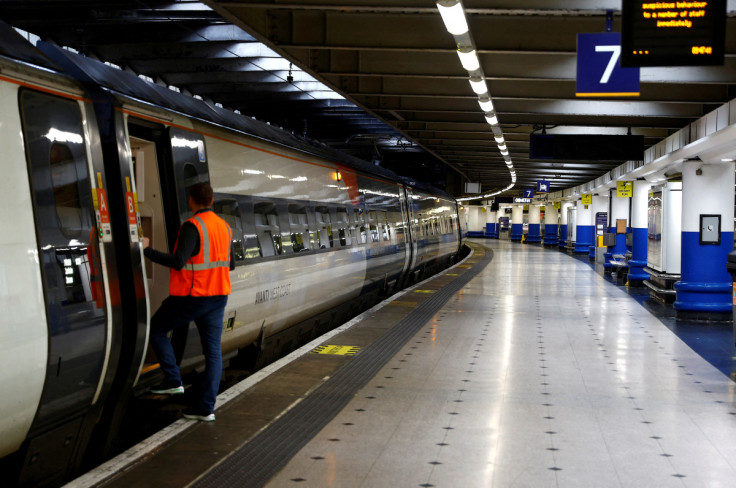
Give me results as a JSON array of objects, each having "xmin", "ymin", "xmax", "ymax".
[{"xmin": 69, "ymin": 239, "xmax": 736, "ymax": 488}]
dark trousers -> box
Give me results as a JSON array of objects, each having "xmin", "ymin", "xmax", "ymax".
[{"xmin": 150, "ymin": 295, "xmax": 228, "ymax": 413}]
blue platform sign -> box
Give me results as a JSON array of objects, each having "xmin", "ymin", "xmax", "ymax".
[
  {"xmin": 523, "ymin": 188, "xmax": 535, "ymax": 198},
  {"xmin": 576, "ymin": 32, "xmax": 640, "ymax": 97},
  {"xmin": 537, "ymin": 180, "xmax": 550, "ymax": 194}
]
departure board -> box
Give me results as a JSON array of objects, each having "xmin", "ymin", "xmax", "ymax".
[{"xmin": 621, "ymin": 0, "xmax": 726, "ymax": 66}]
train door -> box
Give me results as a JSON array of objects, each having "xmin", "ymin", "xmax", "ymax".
[
  {"xmin": 404, "ymin": 187, "xmax": 423, "ymax": 278},
  {"xmin": 126, "ymin": 119, "xmax": 210, "ymax": 374},
  {"xmin": 398, "ymin": 187, "xmax": 414, "ymax": 278},
  {"xmin": 19, "ymin": 90, "xmax": 110, "ymax": 461}
]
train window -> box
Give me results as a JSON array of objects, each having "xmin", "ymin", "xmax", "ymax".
[
  {"xmin": 315, "ymin": 206, "xmax": 334, "ymax": 249},
  {"xmin": 288, "ymin": 204, "xmax": 310, "ymax": 252},
  {"xmin": 169, "ymin": 129, "xmax": 209, "ymax": 222},
  {"xmin": 254, "ymin": 202, "xmax": 280, "ymax": 257},
  {"xmin": 353, "ymin": 208, "xmax": 366, "ymax": 244},
  {"xmin": 49, "ymin": 142, "xmax": 84, "ymax": 237},
  {"xmin": 336, "ymin": 209, "xmax": 350, "ymax": 246},
  {"xmin": 370, "ymin": 224, "xmax": 379, "ymax": 243},
  {"xmin": 213, "ymin": 198, "xmax": 245, "ymax": 262}
]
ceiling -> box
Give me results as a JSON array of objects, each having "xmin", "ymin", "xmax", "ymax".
[{"xmin": 2, "ymin": 1, "xmax": 735, "ymax": 197}]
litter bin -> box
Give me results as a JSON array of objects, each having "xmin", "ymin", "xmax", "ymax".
[{"xmin": 726, "ymin": 251, "xmax": 736, "ymax": 345}]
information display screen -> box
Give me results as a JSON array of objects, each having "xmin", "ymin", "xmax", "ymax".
[{"xmin": 621, "ymin": 0, "xmax": 726, "ymax": 67}]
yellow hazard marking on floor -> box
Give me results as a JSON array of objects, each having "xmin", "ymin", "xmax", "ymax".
[
  {"xmin": 445, "ymin": 273, "xmax": 460, "ymax": 276},
  {"xmin": 456, "ymin": 264, "xmax": 472, "ymax": 268},
  {"xmin": 312, "ymin": 345, "xmax": 360, "ymax": 356},
  {"xmin": 413, "ymin": 289, "xmax": 436, "ymax": 294},
  {"xmin": 390, "ymin": 301, "xmax": 418, "ymax": 307}
]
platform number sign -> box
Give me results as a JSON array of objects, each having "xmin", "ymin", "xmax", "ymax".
[
  {"xmin": 523, "ymin": 188, "xmax": 535, "ymax": 198},
  {"xmin": 576, "ymin": 32, "xmax": 640, "ymax": 97}
]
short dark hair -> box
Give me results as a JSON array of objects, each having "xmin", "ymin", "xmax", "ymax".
[{"xmin": 189, "ymin": 182, "xmax": 214, "ymax": 206}]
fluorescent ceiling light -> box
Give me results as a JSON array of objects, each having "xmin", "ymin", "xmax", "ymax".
[
  {"xmin": 437, "ymin": 1, "xmax": 469, "ymax": 36},
  {"xmin": 478, "ymin": 99, "xmax": 494, "ymax": 112},
  {"xmin": 485, "ymin": 114, "xmax": 498, "ymax": 125},
  {"xmin": 498, "ymin": 143, "xmax": 507, "ymax": 151},
  {"xmin": 457, "ymin": 49, "xmax": 480, "ymax": 71},
  {"xmin": 494, "ymin": 135, "xmax": 505, "ymax": 144},
  {"xmin": 469, "ymin": 78, "xmax": 488, "ymax": 95}
]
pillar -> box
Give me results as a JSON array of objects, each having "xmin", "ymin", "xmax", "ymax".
[
  {"xmin": 574, "ymin": 198, "xmax": 594, "ymax": 254},
  {"xmin": 467, "ymin": 206, "xmax": 484, "ymax": 237},
  {"xmin": 511, "ymin": 205, "xmax": 524, "ymax": 242},
  {"xmin": 543, "ymin": 204, "xmax": 559, "ymax": 246},
  {"xmin": 628, "ymin": 180, "xmax": 651, "ymax": 284},
  {"xmin": 559, "ymin": 201, "xmax": 572, "ymax": 249},
  {"xmin": 485, "ymin": 209, "xmax": 497, "ymax": 238},
  {"xmin": 674, "ymin": 160, "xmax": 735, "ymax": 318},
  {"xmin": 527, "ymin": 204, "xmax": 541, "ymax": 243}
]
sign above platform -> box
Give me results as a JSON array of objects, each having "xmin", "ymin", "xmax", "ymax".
[
  {"xmin": 621, "ymin": 0, "xmax": 726, "ymax": 67},
  {"xmin": 576, "ymin": 32, "xmax": 640, "ymax": 97}
]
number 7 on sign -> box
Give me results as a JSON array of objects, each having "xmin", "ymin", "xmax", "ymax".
[{"xmin": 595, "ymin": 45, "xmax": 620, "ymax": 84}]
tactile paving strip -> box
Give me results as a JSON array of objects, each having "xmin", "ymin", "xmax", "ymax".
[{"xmin": 192, "ymin": 246, "xmax": 493, "ymax": 488}]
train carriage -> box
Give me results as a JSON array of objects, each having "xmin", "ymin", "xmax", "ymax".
[{"xmin": 0, "ymin": 23, "xmax": 462, "ymax": 487}]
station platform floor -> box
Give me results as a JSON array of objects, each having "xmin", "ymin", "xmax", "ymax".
[{"xmin": 69, "ymin": 239, "xmax": 736, "ymax": 488}]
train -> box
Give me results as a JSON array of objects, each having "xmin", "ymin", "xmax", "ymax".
[{"xmin": 0, "ymin": 21, "xmax": 463, "ymax": 487}]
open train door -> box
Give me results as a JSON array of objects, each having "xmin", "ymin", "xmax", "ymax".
[{"xmin": 126, "ymin": 118, "xmax": 211, "ymax": 378}]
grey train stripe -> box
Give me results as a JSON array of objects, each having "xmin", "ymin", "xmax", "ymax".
[{"xmin": 191, "ymin": 245, "xmax": 493, "ymax": 488}]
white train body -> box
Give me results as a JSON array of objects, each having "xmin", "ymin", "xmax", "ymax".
[{"xmin": 0, "ymin": 24, "xmax": 462, "ymax": 486}]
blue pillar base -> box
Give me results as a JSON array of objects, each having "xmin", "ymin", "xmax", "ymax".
[
  {"xmin": 673, "ymin": 231, "xmax": 734, "ymax": 319},
  {"xmin": 627, "ymin": 259, "xmax": 648, "ymax": 285},
  {"xmin": 673, "ymin": 281, "xmax": 732, "ymax": 316},
  {"xmin": 558, "ymin": 225, "xmax": 567, "ymax": 249},
  {"xmin": 526, "ymin": 224, "xmax": 541, "ymax": 243},
  {"xmin": 574, "ymin": 226, "xmax": 594, "ymax": 254},
  {"xmin": 511, "ymin": 224, "xmax": 523, "ymax": 242},
  {"xmin": 574, "ymin": 242, "xmax": 592, "ymax": 254},
  {"xmin": 629, "ymin": 228, "xmax": 648, "ymax": 285},
  {"xmin": 484, "ymin": 223, "xmax": 496, "ymax": 239},
  {"xmin": 544, "ymin": 224, "xmax": 558, "ymax": 246}
]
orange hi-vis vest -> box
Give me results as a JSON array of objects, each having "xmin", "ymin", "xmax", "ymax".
[{"xmin": 169, "ymin": 210, "xmax": 232, "ymax": 297}]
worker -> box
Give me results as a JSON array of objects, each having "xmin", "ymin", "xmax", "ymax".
[{"xmin": 142, "ymin": 182, "xmax": 235, "ymax": 422}]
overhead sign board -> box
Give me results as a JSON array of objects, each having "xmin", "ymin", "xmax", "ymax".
[
  {"xmin": 523, "ymin": 188, "xmax": 535, "ymax": 198},
  {"xmin": 577, "ymin": 32, "xmax": 640, "ymax": 97},
  {"xmin": 537, "ymin": 180, "xmax": 550, "ymax": 193},
  {"xmin": 530, "ymin": 133, "xmax": 644, "ymax": 161},
  {"xmin": 621, "ymin": 0, "xmax": 726, "ymax": 67},
  {"xmin": 581, "ymin": 194, "xmax": 593, "ymax": 205},
  {"xmin": 514, "ymin": 197, "xmax": 532, "ymax": 204}
]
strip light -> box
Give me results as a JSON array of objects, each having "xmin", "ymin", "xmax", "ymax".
[
  {"xmin": 468, "ymin": 78, "xmax": 488, "ymax": 95},
  {"xmin": 437, "ymin": 0, "xmax": 515, "ymax": 202},
  {"xmin": 457, "ymin": 49, "xmax": 480, "ymax": 71},
  {"xmin": 478, "ymin": 98, "xmax": 494, "ymax": 112},
  {"xmin": 437, "ymin": 1, "xmax": 469, "ymax": 35}
]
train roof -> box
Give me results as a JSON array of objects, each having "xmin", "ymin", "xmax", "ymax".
[
  {"xmin": 0, "ymin": 21, "xmax": 60, "ymax": 72},
  {"xmin": 31, "ymin": 38, "xmax": 410, "ymax": 187},
  {"xmin": 0, "ymin": 20, "xmax": 454, "ymax": 203}
]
